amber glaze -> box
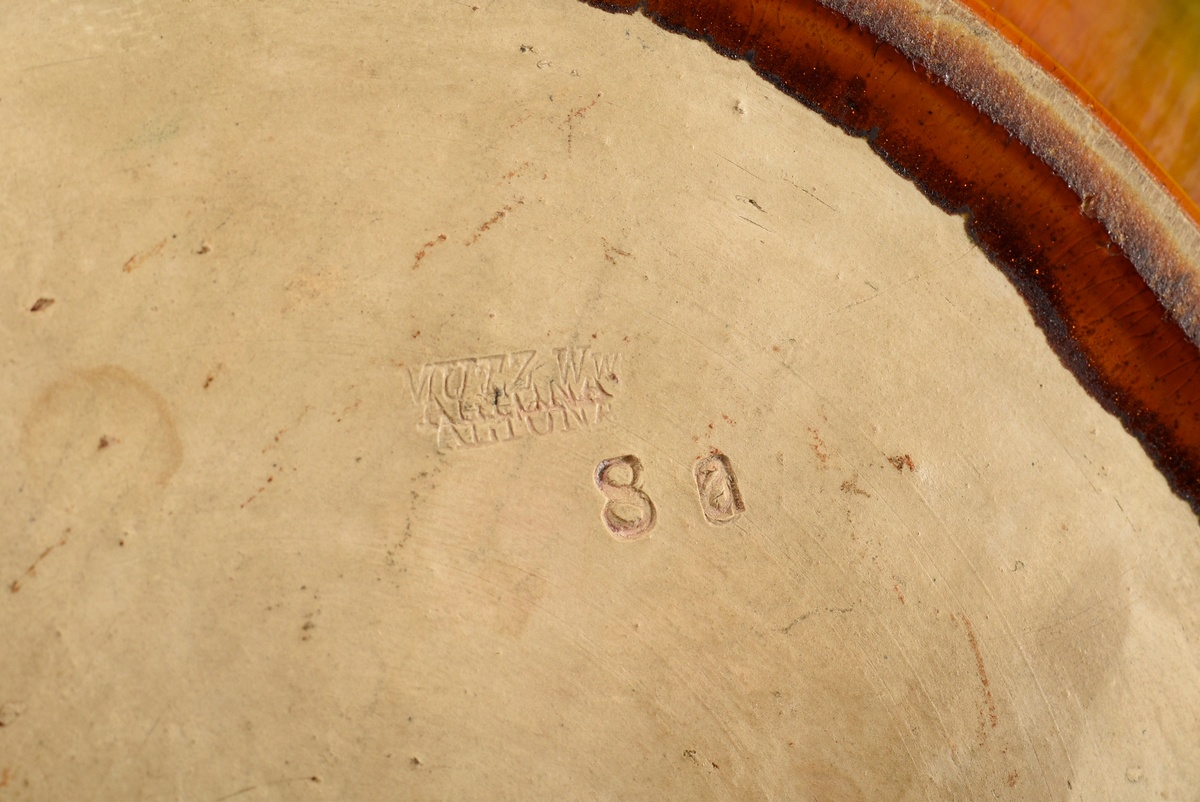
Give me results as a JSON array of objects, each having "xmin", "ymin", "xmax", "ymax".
[
  {"xmin": 985, "ymin": 0, "xmax": 1200, "ymax": 208},
  {"xmin": 583, "ymin": 0, "xmax": 1200, "ymax": 514},
  {"xmin": 956, "ymin": 0, "xmax": 1200, "ymax": 228}
]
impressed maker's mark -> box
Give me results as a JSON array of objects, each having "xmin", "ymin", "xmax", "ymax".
[{"xmin": 408, "ymin": 347, "xmax": 622, "ymax": 451}]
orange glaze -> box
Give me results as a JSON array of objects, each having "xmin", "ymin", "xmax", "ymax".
[{"xmin": 981, "ymin": 0, "xmax": 1200, "ymax": 210}]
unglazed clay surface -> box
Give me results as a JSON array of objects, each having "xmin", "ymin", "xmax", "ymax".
[{"xmin": 1, "ymin": 2, "xmax": 1197, "ymax": 800}]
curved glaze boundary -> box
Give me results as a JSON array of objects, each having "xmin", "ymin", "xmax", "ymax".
[
  {"xmin": 580, "ymin": 0, "xmax": 1200, "ymax": 515},
  {"xmin": 825, "ymin": 0, "xmax": 1200, "ymax": 347}
]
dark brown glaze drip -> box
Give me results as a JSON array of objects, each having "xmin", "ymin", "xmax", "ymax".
[{"xmin": 584, "ymin": 0, "xmax": 1200, "ymax": 514}]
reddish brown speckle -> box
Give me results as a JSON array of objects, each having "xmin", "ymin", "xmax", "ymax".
[
  {"xmin": 840, "ymin": 477, "xmax": 870, "ymax": 497},
  {"xmin": 888, "ymin": 454, "xmax": 915, "ymax": 472},
  {"xmin": 465, "ymin": 205, "xmax": 515, "ymax": 246},
  {"xmin": 412, "ymin": 233, "xmax": 447, "ymax": 269},
  {"xmin": 960, "ymin": 613, "xmax": 999, "ymax": 739},
  {"xmin": 562, "ymin": 93, "xmax": 601, "ymax": 154},
  {"xmin": 502, "ymin": 161, "xmax": 531, "ymax": 180},
  {"xmin": 30, "ymin": 297, "xmax": 54, "ymax": 312},
  {"xmin": 808, "ymin": 427, "xmax": 830, "ymax": 465},
  {"xmin": 602, "ymin": 237, "xmax": 632, "ymax": 264}
]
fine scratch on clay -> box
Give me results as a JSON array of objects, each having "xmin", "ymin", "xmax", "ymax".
[
  {"xmin": 216, "ymin": 775, "xmax": 322, "ymax": 801},
  {"xmin": 779, "ymin": 606, "xmax": 854, "ymax": 633},
  {"xmin": 737, "ymin": 214, "xmax": 772, "ymax": 233},
  {"xmin": 10, "ymin": 532, "xmax": 69, "ymax": 593},
  {"xmin": 122, "ymin": 238, "xmax": 168, "ymax": 273},
  {"xmin": 23, "ymin": 54, "xmax": 105, "ymax": 72},
  {"xmin": 781, "ymin": 173, "xmax": 838, "ymax": 212},
  {"xmin": 716, "ymin": 152, "xmax": 763, "ymax": 181}
]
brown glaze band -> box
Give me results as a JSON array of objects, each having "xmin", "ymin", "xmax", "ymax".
[
  {"xmin": 947, "ymin": 0, "xmax": 1200, "ymax": 229},
  {"xmin": 581, "ymin": 0, "xmax": 1200, "ymax": 515},
  {"xmin": 823, "ymin": 0, "xmax": 1200, "ymax": 345}
]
